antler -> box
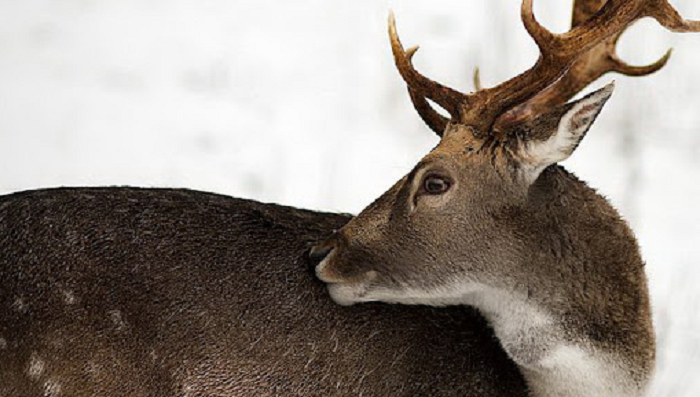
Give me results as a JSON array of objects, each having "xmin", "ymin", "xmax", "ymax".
[
  {"xmin": 496, "ymin": 0, "xmax": 671, "ymax": 128},
  {"xmin": 389, "ymin": 13, "xmax": 468, "ymax": 122},
  {"xmin": 390, "ymin": 0, "xmax": 700, "ymax": 137},
  {"xmin": 404, "ymin": 46, "xmax": 450, "ymax": 135}
]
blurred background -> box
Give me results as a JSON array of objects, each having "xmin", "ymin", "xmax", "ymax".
[{"xmin": 1, "ymin": 0, "xmax": 698, "ymax": 394}]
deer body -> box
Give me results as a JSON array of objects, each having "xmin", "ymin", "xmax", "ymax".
[
  {"xmin": 3, "ymin": 1, "xmax": 699, "ymax": 396},
  {"xmin": 0, "ymin": 187, "xmax": 527, "ymax": 396}
]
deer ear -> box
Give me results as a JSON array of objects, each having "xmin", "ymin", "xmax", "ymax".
[{"xmin": 519, "ymin": 82, "xmax": 614, "ymax": 181}]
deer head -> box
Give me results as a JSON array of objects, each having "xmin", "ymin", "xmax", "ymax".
[
  {"xmin": 312, "ymin": 0, "xmax": 698, "ymax": 395},
  {"xmin": 312, "ymin": 0, "xmax": 699, "ymax": 308}
]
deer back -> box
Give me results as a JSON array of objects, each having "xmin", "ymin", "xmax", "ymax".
[{"xmin": 0, "ymin": 187, "xmax": 526, "ymax": 396}]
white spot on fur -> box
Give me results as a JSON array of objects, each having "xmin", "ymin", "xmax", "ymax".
[
  {"xmin": 61, "ymin": 290, "xmax": 76, "ymax": 305},
  {"xmin": 108, "ymin": 310, "xmax": 126, "ymax": 331},
  {"xmin": 43, "ymin": 379, "xmax": 62, "ymax": 397},
  {"xmin": 86, "ymin": 360, "xmax": 100, "ymax": 376},
  {"xmin": 0, "ymin": 337, "xmax": 7, "ymax": 350},
  {"xmin": 13, "ymin": 298, "xmax": 28, "ymax": 313},
  {"xmin": 28, "ymin": 353, "xmax": 45, "ymax": 379},
  {"xmin": 182, "ymin": 383, "xmax": 195, "ymax": 397}
]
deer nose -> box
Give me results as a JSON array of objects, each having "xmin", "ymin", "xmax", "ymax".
[
  {"xmin": 309, "ymin": 244, "xmax": 333, "ymax": 262},
  {"xmin": 309, "ymin": 230, "xmax": 341, "ymax": 263}
]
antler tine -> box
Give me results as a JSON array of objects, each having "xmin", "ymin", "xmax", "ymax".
[
  {"xmin": 407, "ymin": 88, "xmax": 450, "ymax": 135},
  {"xmin": 520, "ymin": 0, "xmax": 561, "ymax": 55},
  {"xmin": 405, "ymin": 46, "xmax": 450, "ymax": 135},
  {"xmin": 496, "ymin": 0, "xmax": 675, "ymax": 128},
  {"xmin": 607, "ymin": 34, "xmax": 672, "ymax": 76},
  {"xmin": 473, "ymin": 67, "xmax": 482, "ymax": 91},
  {"xmin": 389, "ymin": 12, "xmax": 468, "ymax": 121},
  {"xmin": 572, "ymin": 0, "xmax": 674, "ymax": 76},
  {"xmin": 647, "ymin": 0, "xmax": 700, "ymax": 32},
  {"xmin": 462, "ymin": 0, "xmax": 604, "ymax": 132}
]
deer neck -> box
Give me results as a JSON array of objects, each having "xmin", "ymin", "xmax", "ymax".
[{"xmin": 463, "ymin": 286, "xmax": 646, "ymax": 397}]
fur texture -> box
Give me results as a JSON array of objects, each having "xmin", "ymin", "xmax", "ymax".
[
  {"xmin": 315, "ymin": 103, "xmax": 655, "ymax": 396},
  {"xmin": 0, "ymin": 187, "xmax": 526, "ymax": 396}
]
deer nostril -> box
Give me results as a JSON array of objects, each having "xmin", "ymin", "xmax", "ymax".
[{"xmin": 309, "ymin": 244, "xmax": 333, "ymax": 262}]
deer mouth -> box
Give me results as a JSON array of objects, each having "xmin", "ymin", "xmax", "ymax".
[
  {"xmin": 314, "ymin": 251, "xmax": 340, "ymax": 283},
  {"xmin": 315, "ymin": 254, "xmax": 378, "ymax": 306}
]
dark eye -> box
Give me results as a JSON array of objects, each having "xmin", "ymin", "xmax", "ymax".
[{"xmin": 423, "ymin": 175, "xmax": 451, "ymax": 195}]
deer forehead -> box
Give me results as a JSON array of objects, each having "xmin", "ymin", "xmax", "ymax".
[
  {"xmin": 433, "ymin": 126, "xmax": 513, "ymax": 164},
  {"xmin": 435, "ymin": 125, "xmax": 480, "ymax": 154},
  {"xmin": 425, "ymin": 129, "xmax": 513, "ymax": 183}
]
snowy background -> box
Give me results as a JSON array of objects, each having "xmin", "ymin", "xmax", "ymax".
[{"xmin": 1, "ymin": 0, "xmax": 698, "ymax": 394}]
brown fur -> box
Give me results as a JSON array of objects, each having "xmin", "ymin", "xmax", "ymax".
[
  {"xmin": 0, "ymin": 187, "xmax": 526, "ymax": 396},
  {"xmin": 316, "ymin": 116, "xmax": 654, "ymax": 394}
]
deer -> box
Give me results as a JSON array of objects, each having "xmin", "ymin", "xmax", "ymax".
[
  {"xmin": 311, "ymin": 0, "xmax": 699, "ymax": 396},
  {"xmin": 0, "ymin": 1, "xmax": 696, "ymax": 397},
  {"xmin": 0, "ymin": 188, "xmax": 530, "ymax": 397}
]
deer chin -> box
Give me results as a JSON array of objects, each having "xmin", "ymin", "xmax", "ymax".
[{"xmin": 326, "ymin": 281, "xmax": 374, "ymax": 306}]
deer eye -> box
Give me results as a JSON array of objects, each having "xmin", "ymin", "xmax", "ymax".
[{"xmin": 423, "ymin": 175, "xmax": 451, "ymax": 195}]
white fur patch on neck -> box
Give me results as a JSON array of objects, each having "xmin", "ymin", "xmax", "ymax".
[
  {"xmin": 466, "ymin": 286, "xmax": 556, "ymax": 368},
  {"xmin": 526, "ymin": 344, "xmax": 643, "ymax": 397},
  {"xmin": 327, "ymin": 276, "xmax": 647, "ymax": 397},
  {"xmin": 467, "ymin": 286, "xmax": 645, "ymax": 397},
  {"xmin": 390, "ymin": 282, "xmax": 646, "ymax": 397}
]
